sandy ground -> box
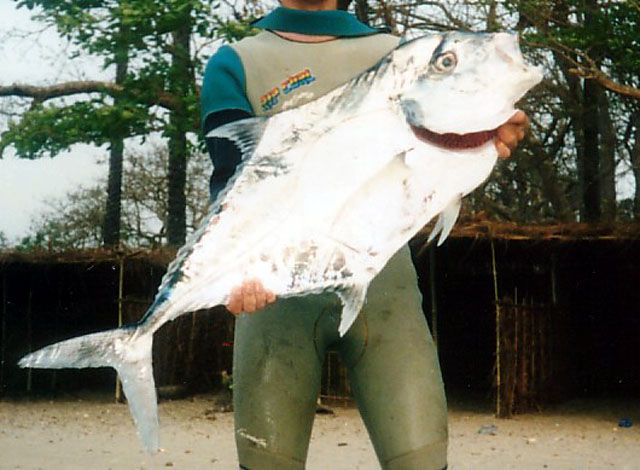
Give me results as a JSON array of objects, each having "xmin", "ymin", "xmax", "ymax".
[{"xmin": 1, "ymin": 392, "xmax": 639, "ymax": 469}]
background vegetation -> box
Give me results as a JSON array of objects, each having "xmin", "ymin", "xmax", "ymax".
[{"xmin": 1, "ymin": 0, "xmax": 639, "ymax": 250}]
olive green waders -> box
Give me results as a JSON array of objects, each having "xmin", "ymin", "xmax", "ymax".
[{"xmin": 233, "ymin": 246, "xmax": 448, "ymax": 469}]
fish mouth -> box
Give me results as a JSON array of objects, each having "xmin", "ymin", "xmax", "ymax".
[{"xmin": 410, "ymin": 124, "xmax": 497, "ymax": 150}]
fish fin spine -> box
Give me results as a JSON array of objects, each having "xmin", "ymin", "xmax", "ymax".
[{"xmin": 206, "ymin": 116, "xmax": 269, "ymax": 160}]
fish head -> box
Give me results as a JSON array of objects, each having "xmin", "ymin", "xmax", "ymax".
[{"xmin": 395, "ymin": 31, "xmax": 543, "ymax": 146}]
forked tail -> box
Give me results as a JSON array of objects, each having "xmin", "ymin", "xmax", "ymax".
[{"xmin": 18, "ymin": 327, "xmax": 159, "ymax": 452}]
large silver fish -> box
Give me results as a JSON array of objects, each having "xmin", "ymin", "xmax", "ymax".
[{"xmin": 19, "ymin": 32, "xmax": 542, "ymax": 452}]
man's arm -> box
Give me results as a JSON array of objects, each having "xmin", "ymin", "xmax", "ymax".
[
  {"xmin": 204, "ymin": 113, "xmax": 278, "ymax": 315},
  {"xmin": 201, "ymin": 45, "xmax": 278, "ymax": 315}
]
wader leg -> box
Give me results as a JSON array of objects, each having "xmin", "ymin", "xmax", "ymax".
[
  {"xmin": 341, "ymin": 246, "xmax": 448, "ymax": 470},
  {"xmin": 232, "ymin": 295, "xmax": 329, "ymax": 470}
]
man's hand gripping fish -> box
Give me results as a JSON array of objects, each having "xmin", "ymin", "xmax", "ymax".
[{"xmin": 19, "ymin": 32, "xmax": 542, "ymax": 452}]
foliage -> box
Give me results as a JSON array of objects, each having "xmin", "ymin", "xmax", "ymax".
[
  {"xmin": 0, "ymin": 231, "xmax": 8, "ymax": 249},
  {"xmin": 1, "ymin": 100, "xmax": 151, "ymax": 159},
  {"xmin": 363, "ymin": 0, "xmax": 640, "ymax": 222},
  {"xmin": 3, "ymin": 0, "xmax": 265, "ymax": 154},
  {"xmin": 506, "ymin": 0, "xmax": 640, "ymax": 97},
  {"xmin": 23, "ymin": 146, "xmax": 210, "ymax": 250},
  {"xmin": 2, "ymin": 0, "xmax": 640, "ymax": 233}
]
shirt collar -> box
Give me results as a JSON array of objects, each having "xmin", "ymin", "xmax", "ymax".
[{"xmin": 252, "ymin": 7, "xmax": 385, "ymax": 37}]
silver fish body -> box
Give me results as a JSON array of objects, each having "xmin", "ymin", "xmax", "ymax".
[{"xmin": 19, "ymin": 31, "xmax": 542, "ymax": 452}]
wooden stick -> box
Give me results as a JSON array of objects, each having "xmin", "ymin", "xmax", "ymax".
[
  {"xmin": 1, "ymin": 273, "xmax": 6, "ymax": 393},
  {"xmin": 531, "ymin": 304, "xmax": 537, "ymax": 407},
  {"xmin": 115, "ymin": 256, "xmax": 125, "ymax": 403},
  {"xmin": 520, "ymin": 301, "xmax": 528, "ymax": 410},
  {"xmin": 550, "ymin": 253, "xmax": 558, "ymax": 306},
  {"xmin": 510, "ymin": 299, "xmax": 518, "ymax": 417},
  {"xmin": 429, "ymin": 245, "xmax": 439, "ymax": 347},
  {"xmin": 490, "ymin": 237, "xmax": 502, "ymax": 417},
  {"xmin": 26, "ymin": 289, "xmax": 33, "ymax": 393},
  {"xmin": 185, "ymin": 311, "xmax": 198, "ymax": 382}
]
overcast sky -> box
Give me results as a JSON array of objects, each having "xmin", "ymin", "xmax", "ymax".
[{"xmin": 0, "ymin": 3, "xmax": 107, "ymax": 243}]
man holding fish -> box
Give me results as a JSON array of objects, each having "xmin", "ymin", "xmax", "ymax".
[{"xmin": 201, "ymin": 1, "xmax": 529, "ymax": 469}]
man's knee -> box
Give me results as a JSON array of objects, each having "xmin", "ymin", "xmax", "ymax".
[
  {"xmin": 383, "ymin": 439, "xmax": 448, "ymax": 470},
  {"xmin": 237, "ymin": 444, "xmax": 305, "ymax": 470}
]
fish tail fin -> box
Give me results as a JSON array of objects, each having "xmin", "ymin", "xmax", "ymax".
[{"xmin": 18, "ymin": 327, "xmax": 159, "ymax": 452}]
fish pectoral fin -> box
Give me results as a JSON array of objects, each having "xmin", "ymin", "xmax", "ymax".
[
  {"xmin": 335, "ymin": 284, "xmax": 368, "ymax": 337},
  {"xmin": 427, "ymin": 196, "xmax": 462, "ymax": 246},
  {"xmin": 206, "ymin": 116, "xmax": 269, "ymax": 160}
]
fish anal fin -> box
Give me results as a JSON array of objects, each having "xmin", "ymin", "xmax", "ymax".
[
  {"xmin": 336, "ymin": 284, "xmax": 368, "ymax": 337},
  {"xmin": 427, "ymin": 213, "xmax": 444, "ymax": 245},
  {"xmin": 427, "ymin": 197, "xmax": 462, "ymax": 247},
  {"xmin": 437, "ymin": 197, "xmax": 462, "ymax": 246}
]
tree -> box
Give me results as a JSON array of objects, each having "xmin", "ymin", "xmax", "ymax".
[
  {"xmin": 25, "ymin": 145, "xmax": 211, "ymax": 250},
  {"xmin": 509, "ymin": 0, "xmax": 640, "ymax": 221},
  {"xmin": 0, "ymin": 232, "xmax": 9, "ymax": 249},
  {"xmin": 5, "ymin": 0, "xmax": 639, "ymax": 231},
  {"xmin": 104, "ymin": 3, "xmax": 131, "ymax": 246},
  {"xmin": 0, "ymin": 0, "xmax": 230, "ymax": 246}
]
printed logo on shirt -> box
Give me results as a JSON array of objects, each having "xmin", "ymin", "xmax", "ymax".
[
  {"xmin": 260, "ymin": 86, "xmax": 280, "ymax": 112},
  {"xmin": 282, "ymin": 69, "xmax": 316, "ymax": 95},
  {"xmin": 259, "ymin": 69, "xmax": 316, "ymax": 112}
]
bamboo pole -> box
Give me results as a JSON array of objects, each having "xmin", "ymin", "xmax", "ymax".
[
  {"xmin": 520, "ymin": 300, "xmax": 528, "ymax": 410},
  {"xmin": 50, "ymin": 276, "xmax": 61, "ymax": 392},
  {"xmin": 531, "ymin": 303, "xmax": 537, "ymax": 407},
  {"xmin": 185, "ymin": 311, "xmax": 198, "ymax": 383},
  {"xmin": 511, "ymin": 301, "xmax": 518, "ymax": 416},
  {"xmin": 550, "ymin": 253, "xmax": 558, "ymax": 307},
  {"xmin": 490, "ymin": 237, "xmax": 502, "ymax": 417},
  {"xmin": 549, "ymin": 253, "xmax": 558, "ymax": 398},
  {"xmin": 26, "ymin": 289, "xmax": 33, "ymax": 393},
  {"xmin": 1, "ymin": 273, "xmax": 6, "ymax": 393},
  {"xmin": 115, "ymin": 256, "xmax": 125, "ymax": 403},
  {"xmin": 327, "ymin": 352, "xmax": 333, "ymax": 400}
]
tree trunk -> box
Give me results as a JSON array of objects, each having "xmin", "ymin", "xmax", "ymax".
[
  {"xmin": 166, "ymin": 20, "xmax": 192, "ymax": 247},
  {"xmin": 354, "ymin": 0, "xmax": 370, "ymax": 25},
  {"xmin": 537, "ymin": 156, "xmax": 573, "ymax": 220},
  {"xmin": 103, "ymin": 20, "xmax": 129, "ymax": 247},
  {"xmin": 557, "ymin": 55, "xmax": 587, "ymax": 219},
  {"xmin": 597, "ymin": 87, "xmax": 617, "ymax": 221},
  {"xmin": 581, "ymin": 78, "xmax": 601, "ymax": 222},
  {"xmin": 632, "ymin": 114, "xmax": 640, "ymax": 220},
  {"xmin": 103, "ymin": 138, "xmax": 124, "ymax": 246},
  {"xmin": 486, "ymin": 0, "xmax": 499, "ymax": 31},
  {"xmin": 580, "ymin": 0, "xmax": 602, "ymax": 223}
]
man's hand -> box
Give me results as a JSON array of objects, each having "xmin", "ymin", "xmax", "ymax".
[
  {"xmin": 227, "ymin": 279, "xmax": 277, "ymax": 315},
  {"xmin": 495, "ymin": 110, "xmax": 529, "ymax": 159}
]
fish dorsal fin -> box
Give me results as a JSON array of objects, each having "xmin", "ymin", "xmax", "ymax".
[
  {"xmin": 427, "ymin": 197, "xmax": 462, "ymax": 246},
  {"xmin": 207, "ymin": 116, "xmax": 269, "ymax": 160}
]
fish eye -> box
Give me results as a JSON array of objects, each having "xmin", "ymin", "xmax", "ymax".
[{"xmin": 432, "ymin": 51, "xmax": 457, "ymax": 73}]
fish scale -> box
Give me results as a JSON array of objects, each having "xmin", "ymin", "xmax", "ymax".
[{"xmin": 18, "ymin": 31, "xmax": 543, "ymax": 453}]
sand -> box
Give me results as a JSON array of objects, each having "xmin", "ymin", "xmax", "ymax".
[{"xmin": 1, "ymin": 392, "xmax": 639, "ymax": 469}]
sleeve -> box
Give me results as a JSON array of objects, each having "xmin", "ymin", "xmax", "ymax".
[
  {"xmin": 201, "ymin": 45, "xmax": 254, "ymax": 201},
  {"xmin": 201, "ymin": 45, "xmax": 254, "ymax": 129}
]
